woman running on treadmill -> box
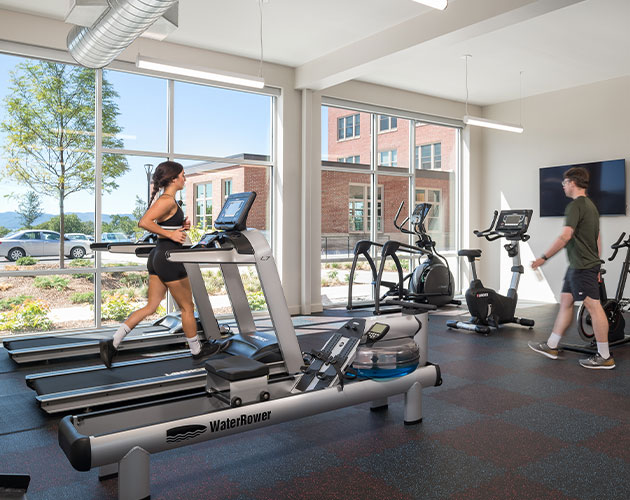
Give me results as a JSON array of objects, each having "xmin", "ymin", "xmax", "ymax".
[{"xmin": 99, "ymin": 161, "xmax": 219, "ymax": 368}]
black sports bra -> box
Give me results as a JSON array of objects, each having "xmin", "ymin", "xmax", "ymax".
[{"xmin": 157, "ymin": 200, "xmax": 184, "ymax": 227}]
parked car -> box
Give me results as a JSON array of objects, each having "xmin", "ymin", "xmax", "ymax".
[
  {"xmin": 66, "ymin": 233, "xmax": 94, "ymax": 242},
  {"xmin": 101, "ymin": 232, "xmax": 132, "ymax": 243},
  {"xmin": 0, "ymin": 230, "xmax": 93, "ymax": 261}
]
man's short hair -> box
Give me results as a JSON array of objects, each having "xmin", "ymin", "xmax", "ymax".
[{"xmin": 564, "ymin": 167, "xmax": 589, "ymax": 189}]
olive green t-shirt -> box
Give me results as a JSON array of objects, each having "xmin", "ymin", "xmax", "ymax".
[{"xmin": 564, "ymin": 196, "xmax": 600, "ymax": 269}]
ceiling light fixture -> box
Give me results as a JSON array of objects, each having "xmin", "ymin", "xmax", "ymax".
[
  {"xmin": 411, "ymin": 0, "xmax": 448, "ymax": 10},
  {"xmin": 462, "ymin": 55, "xmax": 524, "ymax": 134},
  {"xmin": 136, "ymin": 0, "xmax": 266, "ymax": 89}
]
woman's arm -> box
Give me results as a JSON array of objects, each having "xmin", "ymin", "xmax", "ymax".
[{"xmin": 138, "ymin": 197, "xmax": 187, "ymax": 243}]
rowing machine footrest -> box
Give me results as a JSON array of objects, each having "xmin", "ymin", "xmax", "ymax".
[{"xmin": 205, "ymin": 355, "xmax": 269, "ymax": 406}]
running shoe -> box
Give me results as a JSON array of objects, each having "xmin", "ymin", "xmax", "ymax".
[
  {"xmin": 99, "ymin": 338, "xmax": 117, "ymax": 369},
  {"xmin": 579, "ymin": 353, "xmax": 615, "ymax": 370},
  {"xmin": 528, "ymin": 341, "xmax": 560, "ymax": 360}
]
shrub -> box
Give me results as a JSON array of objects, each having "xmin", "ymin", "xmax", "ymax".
[
  {"xmin": 15, "ymin": 256, "xmax": 37, "ymax": 266},
  {"xmin": 71, "ymin": 272, "xmax": 94, "ymax": 281},
  {"xmin": 247, "ymin": 291, "xmax": 267, "ymax": 311},
  {"xmin": 70, "ymin": 291, "xmax": 94, "ymax": 304},
  {"xmin": 100, "ymin": 293, "xmax": 134, "ymax": 321},
  {"xmin": 0, "ymin": 295, "xmax": 34, "ymax": 311},
  {"xmin": 119, "ymin": 272, "xmax": 148, "ymax": 287},
  {"xmin": 69, "ymin": 259, "xmax": 92, "ymax": 268},
  {"xmin": 0, "ymin": 299, "xmax": 53, "ymax": 332},
  {"xmin": 34, "ymin": 275, "xmax": 70, "ymax": 291},
  {"xmin": 202, "ymin": 270, "xmax": 225, "ymax": 295},
  {"xmin": 155, "ymin": 304, "xmax": 166, "ymax": 317},
  {"xmin": 241, "ymin": 268, "xmax": 262, "ymax": 293}
]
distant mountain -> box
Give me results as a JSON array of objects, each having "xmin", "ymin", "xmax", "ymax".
[{"xmin": 0, "ymin": 212, "xmax": 133, "ymax": 230}]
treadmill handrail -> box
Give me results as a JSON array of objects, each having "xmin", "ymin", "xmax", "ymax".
[{"xmin": 166, "ymin": 247, "xmax": 256, "ymax": 265}]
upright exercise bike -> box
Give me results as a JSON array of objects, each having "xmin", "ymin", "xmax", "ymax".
[
  {"xmin": 447, "ymin": 209, "xmax": 535, "ymax": 334},
  {"xmin": 564, "ymin": 231, "xmax": 630, "ymax": 353},
  {"xmin": 347, "ymin": 201, "xmax": 459, "ymax": 314}
]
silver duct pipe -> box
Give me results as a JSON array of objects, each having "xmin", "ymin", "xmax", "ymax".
[{"xmin": 67, "ymin": 0, "xmax": 178, "ymax": 69}]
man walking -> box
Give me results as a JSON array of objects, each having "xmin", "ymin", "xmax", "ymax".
[{"xmin": 529, "ymin": 166, "xmax": 615, "ymax": 369}]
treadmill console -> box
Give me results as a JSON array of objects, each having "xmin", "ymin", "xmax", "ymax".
[
  {"xmin": 495, "ymin": 209, "xmax": 533, "ymax": 234},
  {"xmin": 213, "ymin": 192, "xmax": 257, "ymax": 231}
]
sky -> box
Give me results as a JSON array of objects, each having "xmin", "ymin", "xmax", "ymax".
[{"xmin": 0, "ymin": 52, "xmax": 272, "ymax": 215}]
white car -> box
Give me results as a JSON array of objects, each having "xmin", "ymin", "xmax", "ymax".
[
  {"xmin": 66, "ymin": 233, "xmax": 95, "ymax": 242},
  {"xmin": 0, "ymin": 230, "xmax": 93, "ymax": 261}
]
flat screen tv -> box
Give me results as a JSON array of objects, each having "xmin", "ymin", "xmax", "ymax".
[{"xmin": 539, "ymin": 159, "xmax": 626, "ymax": 217}]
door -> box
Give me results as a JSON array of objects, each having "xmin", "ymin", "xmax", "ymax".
[
  {"xmin": 41, "ymin": 232, "xmax": 61, "ymax": 256},
  {"xmin": 20, "ymin": 231, "xmax": 43, "ymax": 256}
]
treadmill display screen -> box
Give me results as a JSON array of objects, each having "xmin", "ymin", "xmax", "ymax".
[{"xmin": 223, "ymin": 200, "xmax": 244, "ymax": 218}]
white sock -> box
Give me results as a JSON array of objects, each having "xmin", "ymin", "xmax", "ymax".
[
  {"xmin": 547, "ymin": 332, "xmax": 562, "ymax": 349},
  {"xmin": 112, "ymin": 323, "xmax": 131, "ymax": 349},
  {"xmin": 187, "ymin": 335, "xmax": 201, "ymax": 355},
  {"xmin": 597, "ymin": 342, "xmax": 610, "ymax": 359}
]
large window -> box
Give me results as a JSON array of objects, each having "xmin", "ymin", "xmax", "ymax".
[
  {"xmin": 0, "ymin": 49, "xmax": 276, "ymax": 336},
  {"xmin": 321, "ymin": 104, "xmax": 460, "ymax": 307}
]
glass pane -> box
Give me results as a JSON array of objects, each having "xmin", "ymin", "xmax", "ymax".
[
  {"xmin": 177, "ymin": 160, "xmax": 272, "ymax": 245},
  {"xmin": 103, "ymin": 70, "xmax": 167, "ymax": 152},
  {"xmin": 321, "ymin": 106, "xmax": 371, "ymax": 169},
  {"xmin": 414, "ymin": 123, "xmax": 457, "ymax": 251},
  {"xmin": 0, "ymin": 272, "xmax": 96, "ymax": 335},
  {"xmin": 0, "ymin": 53, "xmax": 97, "ymax": 270},
  {"xmin": 100, "ymin": 270, "xmax": 161, "ymax": 326},
  {"xmin": 174, "ymin": 81, "xmax": 272, "ymax": 159},
  {"xmin": 196, "ymin": 184, "xmax": 204, "ymax": 198},
  {"xmin": 101, "ymin": 154, "xmax": 165, "ymax": 266},
  {"xmin": 376, "ymin": 115, "xmax": 409, "ymax": 173}
]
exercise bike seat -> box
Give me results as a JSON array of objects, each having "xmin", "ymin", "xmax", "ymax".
[{"xmin": 458, "ymin": 249, "xmax": 482, "ymax": 258}]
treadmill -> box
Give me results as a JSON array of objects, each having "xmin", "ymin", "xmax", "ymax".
[
  {"xmin": 26, "ymin": 192, "xmax": 295, "ymax": 414},
  {"xmin": 2, "ymin": 237, "xmax": 217, "ymax": 364}
]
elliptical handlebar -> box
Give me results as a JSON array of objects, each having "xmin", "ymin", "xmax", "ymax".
[
  {"xmin": 393, "ymin": 201, "xmax": 414, "ymax": 236},
  {"xmin": 608, "ymin": 231, "xmax": 629, "ymax": 261}
]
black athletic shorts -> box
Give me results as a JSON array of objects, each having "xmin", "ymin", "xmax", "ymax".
[
  {"xmin": 147, "ymin": 239, "xmax": 188, "ymax": 283},
  {"xmin": 561, "ymin": 266, "xmax": 600, "ymax": 301}
]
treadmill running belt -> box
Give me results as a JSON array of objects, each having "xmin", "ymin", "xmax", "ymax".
[
  {"xmin": 4, "ymin": 325, "xmax": 164, "ymax": 350},
  {"xmin": 31, "ymin": 357, "xmax": 200, "ymax": 395}
]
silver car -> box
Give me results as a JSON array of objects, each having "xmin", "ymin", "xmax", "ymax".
[{"xmin": 0, "ymin": 230, "xmax": 93, "ymax": 261}]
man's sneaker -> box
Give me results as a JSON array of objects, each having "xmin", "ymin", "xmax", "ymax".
[
  {"xmin": 192, "ymin": 342, "xmax": 221, "ymax": 364},
  {"xmin": 99, "ymin": 338, "xmax": 117, "ymax": 369},
  {"xmin": 528, "ymin": 341, "xmax": 560, "ymax": 360},
  {"xmin": 579, "ymin": 353, "xmax": 616, "ymax": 370}
]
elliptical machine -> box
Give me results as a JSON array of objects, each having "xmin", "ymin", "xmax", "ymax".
[
  {"xmin": 347, "ymin": 201, "xmax": 459, "ymax": 314},
  {"xmin": 447, "ymin": 209, "xmax": 535, "ymax": 334}
]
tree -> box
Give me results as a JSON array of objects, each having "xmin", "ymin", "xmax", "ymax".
[
  {"xmin": 103, "ymin": 214, "xmax": 140, "ymax": 238},
  {"xmin": 0, "ymin": 226, "xmax": 10, "ymax": 237},
  {"xmin": 16, "ymin": 190, "xmax": 43, "ymax": 229},
  {"xmin": 132, "ymin": 195, "xmax": 146, "ymax": 222},
  {"xmin": 1, "ymin": 60, "xmax": 128, "ymax": 267},
  {"xmin": 36, "ymin": 213, "xmax": 93, "ymax": 235}
]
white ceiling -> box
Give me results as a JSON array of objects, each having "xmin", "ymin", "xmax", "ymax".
[{"xmin": 0, "ymin": 0, "xmax": 628, "ymax": 106}]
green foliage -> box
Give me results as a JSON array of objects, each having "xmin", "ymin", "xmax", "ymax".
[
  {"xmin": 15, "ymin": 256, "xmax": 37, "ymax": 266},
  {"xmin": 69, "ymin": 258, "xmax": 92, "ymax": 267},
  {"xmin": 155, "ymin": 304, "xmax": 166, "ymax": 317},
  {"xmin": 202, "ymin": 269, "xmax": 225, "ymax": 295},
  {"xmin": 241, "ymin": 268, "xmax": 262, "ymax": 293},
  {"xmin": 247, "ymin": 291, "xmax": 267, "ymax": 311},
  {"xmin": 119, "ymin": 272, "xmax": 148, "ymax": 287},
  {"xmin": 70, "ymin": 291, "xmax": 94, "ymax": 304},
  {"xmin": 17, "ymin": 190, "xmax": 43, "ymax": 229},
  {"xmin": 100, "ymin": 293, "xmax": 134, "ymax": 322},
  {"xmin": 132, "ymin": 194, "xmax": 146, "ymax": 222},
  {"xmin": 0, "ymin": 299, "xmax": 53, "ymax": 332},
  {"xmin": 71, "ymin": 272, "xmax": 94, "ymax": 281},
  {"xmin": 36, "ymin": 213, "xmax": 93, "ymax": 235},
  {"xmin": 0, "ymin": 225, "xmax": 10, "ymax": 237},
  {"xmin": 102, "ymin": 214, "xmax": 139, "ymax": 238},
  {"xmin": 0, "ymin": 294, "xmax": 33, "ymax": 311},
  {"xmin": 188, "ymin": 222, "xmax": 209, "ymax": 245},
  {"xmin": 34, "ymin": 275, "xmax": 70, "ymax": 291}
]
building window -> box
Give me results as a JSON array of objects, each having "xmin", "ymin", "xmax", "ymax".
[
  {"xmin": 378, "ymin": 115, "xmax": 398, "ymax": 133},
  {"xmin": 378, "ymin": 149, "xmax": 397, "ymax": 167},
  {"xmin": 195, "ymin": 182, "xmax": 213, "ymax": 227},
  {"xmin": 349, "ymin": 184, "xmax": 383, "ymax": 233},
  {"xmin": 338, "ymin": 155, "xmax": 360, "ymax": 164},
  {"xmin": 415, "ymin": 142, "xmax": 441, "ymax": 170},
  {"xmin": 415, "ymin": 188, "xmax": 442, "ymax": 232},
  {"xmin": 337, "ymin": 114, "xmax": 360, "ymax": 140},
  {"xmin": 222, "ymin": 178, "xmax": 233, "ymax": 202}
]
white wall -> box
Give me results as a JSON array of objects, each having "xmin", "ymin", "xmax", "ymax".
[{"xmin": 481, "ymin": 76, "xmax": 630, "ymax": 301}]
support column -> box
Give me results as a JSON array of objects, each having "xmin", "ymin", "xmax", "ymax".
[{"xmin": 118, "ymin": 446, "xmax": 150, "ymax": 500}]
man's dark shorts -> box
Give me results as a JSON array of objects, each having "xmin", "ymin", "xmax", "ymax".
[{"xmin": 561, "ymin": 266, "xmax": 600, "ymax": 301}]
